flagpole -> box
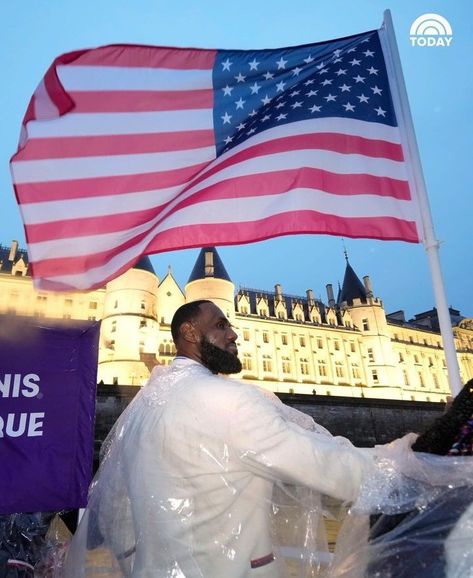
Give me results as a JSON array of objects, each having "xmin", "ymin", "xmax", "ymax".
[{"xmin": 379, "ymin": 9, "xmax": 462, "ymax": 396}]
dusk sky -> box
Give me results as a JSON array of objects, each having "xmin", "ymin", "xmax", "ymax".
[{"xmin": 2, "ymin": 0, "xmax": 471, "ymax": 319}]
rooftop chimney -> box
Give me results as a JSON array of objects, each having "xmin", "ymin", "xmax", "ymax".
[
  {"xmin": 326, "ymin": 284, "xmax": 335, "ymax": 307},
  {"xmin": 275, "ymin": 283, "xmax": 283, "ymax": 301},
  {"xmin": 363, "ymin": 275, "xmax": 373, "ymax": 298},
  {"xmin": 306, "ymin": 289, "xmax": 315, "ymax": 306},
  {"xmin": 8, "ymin": 240, "xmax": 18, "ymax": 262}
]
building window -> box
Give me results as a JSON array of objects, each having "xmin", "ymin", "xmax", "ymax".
[
  {"xmin": 300, "ymin": 358, "xmax": 309, "ymax": 375},
  {"xmin": 139, "ymin": 340, "xmax": 145, "ymax": 353},
  {"xmin": 352, "ymin": 365, "xmax": 361, "ymax": 379},
  {"xmin": 111, "ymin": 320, "xmax": 117, "ymax": 333},
  {"xmin": 112, "ymin": 377, "xmax": 118, "ymax": 385},
  {"xmin": 241, "ymin": 306, "xmax": 248, "ymax": 314},
  {"xmin": 362, "ymin": 318, "xmax": 369, "ymax": 331},
  {"xmin": 89, "ymin": 301, "xmax": 98, "ymax": 310},
  {"xmin": 36, "ymin": 295, "xmax": 47, "ymax": 304},
  {"xmin": 367, "ymin": 348, "xmax": 375, "ymax": 363},
  {"xmin": 242, "ymin": 354, "xmax": 252, "ymax": 371},
  {"xmin": 399, "ymin": 352, "xmax": 404, "ymax": 362},
  {"xmin": 281, "ymin": 334, "xmax": 288, "ymax": 345},
  {"xmin": 140, "ymin": 319, "xmax": 147, "ymax": 328},
  {"xmin": 63, "ymin": 313, "xmax": 72, "ymax": 319},
  {"xmin": 114, "ymin": 300, "xmax": 118, "ymax": 309},
  {"xmin": 333, "ymin": 340, "xmax": 340, "ymax": 351},
  {"xmin": 88, "ymin": 315, "xmax": 96, "ymax": 321},
  {"xmin": 418, "ymin": 372, "xmax": 425, "ymax": 387},
  {"xmin": 282, "ymin": 356, "xmax": 291, "ymax": 374},
  {"xmin": 371, "ymin": 369, "xmax": 379, "ymax": 384},
  {"xmin": 262, "ymin": 355, "xmax": 272, "ymax": 372},
  {"xmin": 109, "ymin": 340, "xmax": 115, "ymax": 351},
  {"xmin": 243, "ymin": 330, "xmax": 250, "ymax": 341},
  {"xmin": 335, "ymin": 362, "xmax": 344, "ymax": 378},
  {"xmin": 262, "ymin": 331, "xmax": 269, "ymax": 343},
  {"xmin": 299, "ymin": 336, "xmax": 306, "ymax": 347},
  {"xmin": 433, "ymin": 374, "xmax": 440, "ymax": 389},
  {"xmin": 277, "ymin": 311, "xmax": 285, "ymax": 319},
  {"xmin": 318, "ymin": 360, "xmax": 327, "ymax": 377},
  {"xmin": 350, "ymin": 342, "xmax": 356, "ymax": 353},
  {"xmin": 317, "ymin": 337, "xmax": 323, "ymax": 349},
  {"xmin": 403, "ymin": 370, "xmax": 409, "ymax": 386},
  {"xmin": 140, "ymin": 300, "xmax": 146, "ymax": 310},
  {"xmin": 65, "ymin": 298, "xmax": 73, "ymax": 308}
]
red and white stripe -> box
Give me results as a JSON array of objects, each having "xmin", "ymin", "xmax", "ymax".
[{"xmin": 11, "ymin": 45, "xmax": 422, "ymax": 291}]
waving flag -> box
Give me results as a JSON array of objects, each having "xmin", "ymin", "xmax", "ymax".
[{"xmin": 10, "ymin": 27, "xmax": 423, "ymax": 291}]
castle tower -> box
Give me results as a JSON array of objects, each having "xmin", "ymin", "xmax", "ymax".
[
  {"xmin": 98, "ymin": 256, "xmax": 159, "ymax": 385},
  {"xmin": 338, "ymin": 259, "xmax": 399, "ymax": 394},
  {"xmin": 185, "ymin": 247, "xmax": 235, "ymax": 321}
]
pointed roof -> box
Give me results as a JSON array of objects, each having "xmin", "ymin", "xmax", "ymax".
[
  {"xmin": 188, "ymin": 247, "xmax": 231, "ymax": 283},
  {"xmin": 337, "ymin": 260, "xmax": 367, "ymax": 305},
  {"xmin": 133, "ymin": 256, "xmax": 156, "ymax": 275}
]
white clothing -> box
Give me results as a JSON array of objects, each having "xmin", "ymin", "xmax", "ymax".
[{"xmin": 94, "ymin": 358, "xmax": 375, "ymax": 578}]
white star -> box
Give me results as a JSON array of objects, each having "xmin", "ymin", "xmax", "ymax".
[
  {"xmin": 371, "ymin": 85, "xmax": 382, "ymax": 95},
  {"xmin": 375, "ymin": 106, "xmax": 386, "ymax": 116},
  {"xmin": 347, "ymin": 47, "xmax": 357, "ymax": 53},
  {"xmin": 234, "ymin": 72, "xmax": 246, "ymax": 83},
  {"xmin": 237, "ymin": 122, "xmax": 246, "ymax": 131},
  {"xmin": 303, "ymin": 55, "xmax": 314, "ymax": 64},
  {"xmin": 367, "ymin": 66, "xmax": 378, "ymax": 75},
  {"xmin": 248, "ymin": 109, "xmax": 258, "ymax": 117},
  {"xmin": 349, "ymin": 58, "xmax": 361, "ymax": 66},
  {"xmin": 263, "ymin": 71, "xmax": 274, "ymax": 80},
  {"xmin": 304, "ymin": 79, "xmax": 315, "ymax": 86},
  {"xmin": 361, "ymin": 38, "xmax": 371, "ymax": 43},
  {"xmin": 221, "ymin": 58, "xmax": 232, "ymax": 71},
  {"xmin": 222, "ymin": 85, "xmax": 233, "ymax": 96},
  {"xmin": 276, "ymin": 81, "xmax": 286, "ymax": 92},
  {"xmin": 261, "ymin": 94, "xmax": 272, "ymax": 105},
  {"xmin": 249, "ymin": 82, "xmax": 261, "ymax": 94},
  {"xmin": 235, "ymin": 97, "xmax": 245, "ymax": 109},
  {"xmin": 221, "ymin": 112, "xmax": 232, "ymax": 124},
  {"xmin": 276, "ymin": 113, "xmax": 287, "ymax": 120},
  {"xmin": 324, "ymin": 93, "xmax": 337, "ymax": 102},
  {"xmin": 291, "ymin": 101, "xmax": 303, "ymax": 109},
  {"xmin": 333, "ymin": 57, "xmax": 343, "ymax": 64},
  {"xmin": 357, "ymin": 93, "xmax": 369, "ymax": 103},
  {"xmin": 309, "ymin": 104, "xmax": 322, "ymax": 113},
  {"xmin": 292, "ymin": 66, "xmax": 303, "ymax": 76},
  {"xmin": 316, "ymin": 61, "xmax": 325, "ymax": 69},
  {"xmin": 339, "ymin": 84, "xmax": 351, "ymax": 92},
  {"xmin": 246, "ymin": 128, "xmax": 256, "ymax": 135},
  {"xmin": 335, "ymin": 68, "xmax": 347, "ymax": 76},
  {"xmin": 248, "ymin": 58, "xmax": 260, "ymax": 70},
  {"xmin": 276, "ymin": 57, "xmax": 287, "ymax": 69},
  {"xmin": 275, "ymin": 101, "xmax": 286, "ymax": 109},
  {"xmin": 261, "ymin": 114, "xmax": 271, "ymax": 121},
  {"xmin": 333, "ymin": 49, "xmax": 342, "ymax": 57},
  {"xmin": 224, "ymin": 136, "xmax": 233, "ymax": 144},
  {"xmin": 321, "ymin": 79, "xmax": 333, "ymax": 86},
  {"xmin": 353, "ymin": 75, "xmax": 365, "ymax": 83},
  {"xmin": 363, "ymin": 49, "xmax": 375, "ymax": 57},
  {"xmin": 343, "ymin": 102, "xmax": 355, "ymax": 112},
  {"xmin": 290, "ymin": 90, "xmax": 300, "ymax": 97},
  {"xmin": 306, "ymin": 89, "xmax": 318, "ymax": 97},
  {"xmin": 318, "ymin": 68, "xmax": 329, "ymax": 75}
]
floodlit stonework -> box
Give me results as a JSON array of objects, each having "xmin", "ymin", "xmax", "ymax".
[{"xmin": 1, "ymin": 241, "xmax": 472, "ymax": 401}]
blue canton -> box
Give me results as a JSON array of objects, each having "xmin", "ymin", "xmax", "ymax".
[{"xmin": 213, "ymin": 31, "xmax": 397, "ymax": 156}]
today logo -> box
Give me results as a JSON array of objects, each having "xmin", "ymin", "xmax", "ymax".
[{"xmin": 410, "ymin": 13, "xmax": 453, "ymax": 47}]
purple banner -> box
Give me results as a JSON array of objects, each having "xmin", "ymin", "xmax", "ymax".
[{"xmin": 0, "ymin": 317, "xmax": 100, "ymax": 514}]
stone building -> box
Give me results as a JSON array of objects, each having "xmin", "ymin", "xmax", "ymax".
[{"xmin": 1, "ymin": 240, "xmax": 472, "ymax": 401}]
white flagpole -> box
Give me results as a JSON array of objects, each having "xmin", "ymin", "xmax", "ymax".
[{"xmin": 379, "ymin": 9, "xmax": 463, "ymax": 396}]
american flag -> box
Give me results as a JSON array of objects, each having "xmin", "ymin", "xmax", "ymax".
[{"xmin": 10, "ymin": 29, "xmax": 422, "ymax": 291}]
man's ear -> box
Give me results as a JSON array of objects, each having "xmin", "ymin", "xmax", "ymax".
[{"xmin": 180, "ymin": 321, "xmax": 200, "ymax": 344}]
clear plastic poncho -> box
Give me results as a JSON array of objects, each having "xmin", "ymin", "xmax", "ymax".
[{"xmin": 62, "ymin": 358, "xmax": 473, "ymax": 578}]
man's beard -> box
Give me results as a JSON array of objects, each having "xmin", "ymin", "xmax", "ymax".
[{"xmin": 200, "ymin": 338, "xmax": 242, "ymax": 374}]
